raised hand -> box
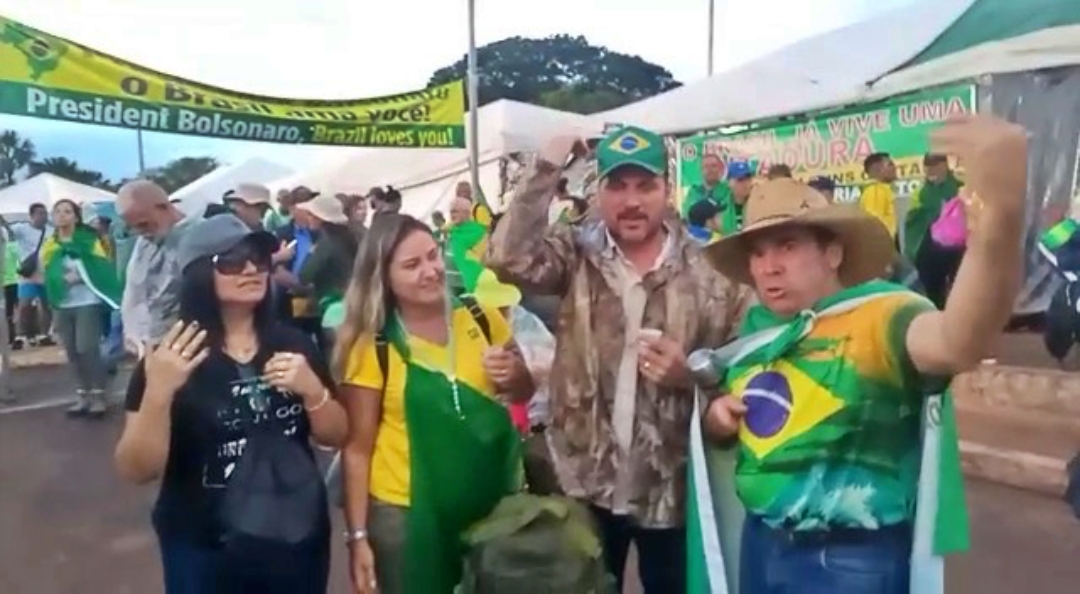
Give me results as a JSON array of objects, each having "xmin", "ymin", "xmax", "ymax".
[{"xmin": 143, "ymin": 321, "xmax": 209, "ymax": 401}]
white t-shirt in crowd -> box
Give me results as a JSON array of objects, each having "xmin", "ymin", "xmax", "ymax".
[{"xmin": 11, "ymin": 222, "xmax": 53, "ymax": 260}]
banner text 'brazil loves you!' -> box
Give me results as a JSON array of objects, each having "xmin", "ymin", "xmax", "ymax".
[{"xmin": 0, "ymin": 16, "xmax": 465, "ymax": 148}]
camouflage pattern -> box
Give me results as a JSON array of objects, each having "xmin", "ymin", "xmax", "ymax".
[{"xmin": 488, "ymin": 165, "xmax": 749, "ymax": 528}]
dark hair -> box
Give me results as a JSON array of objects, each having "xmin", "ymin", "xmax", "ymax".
[
  {"xmin": 688, "ymin": 199, "xmax": 721, "ymax": 227},
  {"xmin": 178, "ymin": 240, "xmax": 275, "ymax": 350},
  {"xmin": 808, "ymin": 176, "xmax": 836, "ymax": 192},
  {"xmin": 203, "ymin": 203, "xmax": 230, "ymax": 218},
  {"xmin": 810, "ymin": 226, "xmax": 839, "ymax": 247},
  {"xmin": 767, "ymin": 164, "xmax": 793, "ymax": 179},
  {"xmin": 384, "ymin": 186, "xmax": 402, "ymax": 205},
  {"xmin": 556, "ymin": 177, "xmax": 569, "ymax": 193},
  {"xmin": 51, "ymin": 199, "xmax": 96, "ymax": 236},
  {"xmin": 29, "ymin": 202, "xmax": 46, "ymax": 215},
  {"xmin": 923, "ymin": 153, "xmax": 948, "ymax": 166},
  {"xmin": 863, "ymin": 152, "xmax": 891, "ymax": 174},
  {"xmin": 322, "ymin": 221, "xmax": 360, "ymax": 260}
]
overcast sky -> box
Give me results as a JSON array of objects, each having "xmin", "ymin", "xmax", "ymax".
[{"xmin": 0, "ymin": 0, "xmax": 916, "ymax": 181}]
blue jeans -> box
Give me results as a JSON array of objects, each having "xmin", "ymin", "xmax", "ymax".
[
  {"xmin": 160, "ymin": 538, "xmax": 223, "ymax": 594},
  {"xmin": 739, "ymin": 515, "xmax": 911, "ymax": 594},
  {"xmin": 159, "ymin": 536, "xmax": 330, "ymax": 594}
]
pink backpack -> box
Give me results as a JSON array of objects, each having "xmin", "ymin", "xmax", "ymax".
[{"xmin": 930, "ymin": 196, "xmax": 968, "ymax": 248}]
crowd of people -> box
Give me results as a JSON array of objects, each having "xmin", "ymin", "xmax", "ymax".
[{"xmin": 0, "ymin": 110, "xmax": 1028, "ymax": 593}]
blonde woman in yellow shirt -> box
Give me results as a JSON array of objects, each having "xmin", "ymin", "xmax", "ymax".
[{"xmin": 334, "ymin": 213, "xmax": 533, "ymax": 594}]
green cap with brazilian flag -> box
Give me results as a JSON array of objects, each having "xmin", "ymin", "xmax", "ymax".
[{"xmin": 596, "ymin": 125, "xmax": 667, "ymax": 179}]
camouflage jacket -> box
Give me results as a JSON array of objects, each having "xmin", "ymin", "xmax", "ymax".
[{"xmin": 487, "ymin": 164, "xmax": 748, "ymax": 528}]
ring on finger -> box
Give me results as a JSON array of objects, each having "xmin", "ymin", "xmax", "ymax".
[{"xmin": 276, "ymin": 370, "xmax": 285, "ymax": 379}]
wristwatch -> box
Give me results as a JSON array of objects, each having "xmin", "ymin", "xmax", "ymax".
[{"xmin": 344, "ymin": 528, "xmax": 368, "ymax": 544}]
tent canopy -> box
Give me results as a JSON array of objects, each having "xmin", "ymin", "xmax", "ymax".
[
  {"xmin": 171, "ymin": 157, "xmax": 292, "ymax": 216},
  {"xmin": 0, "ymin": 173, "xmax": 115, "ymax": 217},
  {"xmin": 589, "ymin": 0, "xmax": 976, "ymax": 136},
  {"xmin": 592, "ymin": 0, "xmax": 1080, "ymax": 136}
]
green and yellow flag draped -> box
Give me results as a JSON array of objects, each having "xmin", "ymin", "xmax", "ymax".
[
  {"xmin": 687, "ymin": 280, "xmax": 969, "ymax": 593},
  {"xmin": 40, "ymin": 226, "xmax": 122, "ymax": 310}
]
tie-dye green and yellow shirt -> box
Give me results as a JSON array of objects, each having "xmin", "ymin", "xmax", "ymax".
[{"xmin": 729, "ymin": 292, "xmax": 937, "ymax": 530}]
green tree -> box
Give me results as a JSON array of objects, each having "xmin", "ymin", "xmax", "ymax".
[
  {"xmin": 428, "ymin": 35, "xmax": 680, "ymax": 113},
  {"xmin": 29, "ymin": 156, "xmax": 114, "ymax": 189},
  {"xmin": 0, "ymin": 130, "xmax": 37, "ymax": 187},
  {"xmin": 536, "ymin": 85, "xmax": 629, "ymax": 115},
  {"xmin": 142, "ymin": 156, "xmax": 219, "ymax": 193}
]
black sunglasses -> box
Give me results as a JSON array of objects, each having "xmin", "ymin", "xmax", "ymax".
[{"xmin": 211, "ymin": 243, "xmax": 271, "ymax": 275}]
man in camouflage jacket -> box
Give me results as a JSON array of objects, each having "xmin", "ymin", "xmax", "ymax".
[{"xmin": 487, "ymin": 126, "xmax": 748, "ymax": 593}]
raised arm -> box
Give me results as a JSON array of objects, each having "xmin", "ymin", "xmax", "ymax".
[
  {"xmin": 486, "ymin": 136, "xmax": 586, "ymax": 296},
  {"xmin": 906, "ymin": 115, "xmax": 1028, "ymax": 374}
]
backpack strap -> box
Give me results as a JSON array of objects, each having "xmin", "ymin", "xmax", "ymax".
[
  {"xmin": 375, "ymin": 332, "xmax": 389, "ymax": 389},
  {"xmin": 458, "ymin": 294, "xmax": 491, "ymax": 344},
  {"xmin": 374, "ymin": 297, "xmax": 490, "ymax": 389}
]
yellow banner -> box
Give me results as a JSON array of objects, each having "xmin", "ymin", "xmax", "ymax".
[{"xmin": 0, "ymin": 16, "xmax": 465, "ymax": 148}]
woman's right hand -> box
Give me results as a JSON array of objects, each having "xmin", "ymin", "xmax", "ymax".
[
  {"xmin": 143, "ymin": 321, "xmax": 209, "ymax": 401},
  {"xmin": 350, "ymin": 540, "xmax": 378, "ymax": 594}
]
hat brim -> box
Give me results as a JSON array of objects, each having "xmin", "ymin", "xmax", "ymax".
[
  {"xmin": 703, "ymin": 204, "xmax": 895, "ymax": 287},
  {"xmin": 225, "ymin": 196, "xmax": 271, "ymax": 207},
  {"xmin": 296, "ymin": 201, "xmax": 349, "ymax": 225},
  {"xmin": 598, "ymin": 160, "xmax": 664, "ymax": 180}
]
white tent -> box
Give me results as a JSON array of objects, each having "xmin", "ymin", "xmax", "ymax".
[
  {"xmin": 171, "ymin": 157, "xmax": 293, "ymax": 217},
  {"xmin": 866, "ymin": 23, "xmax": 1080, "ymax": 100},
  {"xmin": 591, "ymin": 0, "xmax": 976, "ymax": 135},
  {"xmin": 0, "ymin": 173, "xmax": 115, "ymax": 217},
  {"xmin": 273, "ymin": 100, "xmax": 590, "ymax": 216}
]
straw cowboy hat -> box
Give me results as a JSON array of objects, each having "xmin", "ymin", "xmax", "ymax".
[
  {"xmin": 703, "ymin": 178, "xmax": 895, "ymax": 287},
  {"xmin": 295, "ymin": 193, "xmax": 349, "ymax": 224}
]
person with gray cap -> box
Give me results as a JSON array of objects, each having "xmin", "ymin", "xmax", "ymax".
[{"xmin": 115, "ymin": 214, "xmax": 348, "ymax": 593}]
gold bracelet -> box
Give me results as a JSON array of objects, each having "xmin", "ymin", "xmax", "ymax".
[{"xmin": 305, "ymin": 388, "xmax": 331, "ymax": 413}]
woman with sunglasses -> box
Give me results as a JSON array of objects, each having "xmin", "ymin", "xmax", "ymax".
[
  {"xmin": 334, "ymin": 213, "xmax": 533, "ymax": 594},
  {"xmin": 114, "ymin": 215, "xmax": 349, "ymax": 593}
]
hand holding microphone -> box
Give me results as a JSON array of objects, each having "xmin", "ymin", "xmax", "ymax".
[{"xmin": 688, "ymin": 349, "xmax": 745, "ymax": 441}]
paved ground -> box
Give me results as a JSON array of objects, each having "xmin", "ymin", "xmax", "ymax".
[{"xmin": 2, "ymin": 359, "xmax": 1080, "ymax": 593}]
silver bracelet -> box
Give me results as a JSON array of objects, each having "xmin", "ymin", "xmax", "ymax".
[
  {"xmin": 305, "ymin": 389, "xmax": 331, "ymax": 413},
  {"xmin": 344, "ymin": 528, "xmax": 368, "ymax": 543}
]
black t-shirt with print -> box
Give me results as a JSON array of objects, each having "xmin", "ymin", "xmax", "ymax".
[{"xmin": 125, "ymin": 324, "xmax": 333, "ymax": 546}]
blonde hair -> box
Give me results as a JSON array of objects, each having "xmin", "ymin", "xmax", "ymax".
[{"xmin": 331, "ymin": 213, "xmax": 435, "ymax": 377}]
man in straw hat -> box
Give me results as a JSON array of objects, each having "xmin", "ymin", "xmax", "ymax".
[
  {"xmin": 488, "ymin": 124, "xmax": 749, "ymax": 593},
  {"xmin": 690, "ymin": 113, "xmax": 1028, "ymax": 594}
]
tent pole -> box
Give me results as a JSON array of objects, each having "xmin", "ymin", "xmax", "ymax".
[
  {"xmin": 467, "ymin": 0, "xmax": 482, "ymax": 204},
  {"xmin": 136, "ymin": 128, "xmax": 146, "ymax": 175},
  {"xmin": 0, "ymin": 230, "xmax": 10, "ymax": 404},
  {"xmin": 707, "ymin": 0, "xmax": 715, "ymax": 76}
]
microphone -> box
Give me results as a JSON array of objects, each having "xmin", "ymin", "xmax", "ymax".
[{"xmin": 687, "ymin": 348, "xmax": 725, "ymax": 390}]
